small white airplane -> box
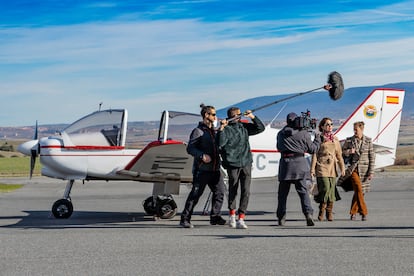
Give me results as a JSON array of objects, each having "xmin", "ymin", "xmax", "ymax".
[{"xmin": 18, "ymin": 88, "xmax": 405, "ymax": 219}]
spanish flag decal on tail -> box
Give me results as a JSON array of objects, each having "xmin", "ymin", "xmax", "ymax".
[{"xmin": 386, "ymin": 96, "xmax": 399, "ymax": 104}]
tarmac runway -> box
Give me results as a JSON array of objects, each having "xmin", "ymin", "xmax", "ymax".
[{"xmin": 1, "ymin": 171, "xmax": 413, "ymax": 275}]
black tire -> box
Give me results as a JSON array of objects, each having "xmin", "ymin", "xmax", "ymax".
[
  {"xmin": 52, "ymin": 199, "xmax": 73, "ymax": 219},
  {"xmin": 142, "ymin": 196, "xmax": 157, "ymax": 215},
  {"xmin": 156, "ymin": 196, "xmax": 177, "ymax": 219}
]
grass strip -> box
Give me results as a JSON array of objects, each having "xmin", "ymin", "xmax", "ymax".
[
  {"xmin": 0, "ymin": 183, "xmax": 24, "ymax": 193},
  {"xmin": 0, "ymin": 156, "xmax": 41, "ymax": 177}
]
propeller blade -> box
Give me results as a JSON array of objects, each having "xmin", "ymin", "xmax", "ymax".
[
  {"xmin": 31, "ymin": 120, "xmax": 39, "ymax": 178},
  {"xmin": 20, "ymin": 120, "xmax": 39, "ymax": 178},
  {"xmin": 30, "ymin": 149, "xmax": 37, "ymax": 179},
  {"xmin": 34, "ymin": 120, "xmax": 38, "ymax": 140}
]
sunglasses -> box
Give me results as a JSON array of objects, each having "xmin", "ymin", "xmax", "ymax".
[
  {"xmin": 209, "ymin": 113, "xmax": 216, "ymax": 116},
  {"xmin": 325, "ymin": 123, "xmax": 333, "ymax": 126}
]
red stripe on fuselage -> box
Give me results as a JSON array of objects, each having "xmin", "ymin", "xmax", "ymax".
[
  {"xmin": 251, "ymin": 149, "xmax": 279, "ymax": 153},
  {"xmin": 41, "ymin": 145, "xmax": 125, "ymax": 150}
]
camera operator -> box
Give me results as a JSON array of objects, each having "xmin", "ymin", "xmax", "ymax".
[{"xmin": 276, "ymin": 112, "xmax": 321, "ymax": 226}]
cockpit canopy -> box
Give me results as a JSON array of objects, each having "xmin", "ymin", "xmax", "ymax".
[
  {"xmin": 61, "ymin": 109, "xmax": 127, "ymax": 147},
  {"xmin": 158, "ymin": 111, "xmax": 200, "ymax": 143}
]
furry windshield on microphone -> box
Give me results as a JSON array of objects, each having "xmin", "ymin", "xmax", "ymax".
[{"xmin": 327, "ymin": 71, "xmax": 344, "ymax": 100}]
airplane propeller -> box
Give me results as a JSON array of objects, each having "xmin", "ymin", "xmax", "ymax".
[
  {"xmin": 29, "ymin": 121, "xmax": 39, "ymax": 178},
  {"xmin": 17, "ymin": 121, "xmax": 40, "ymax": 178},
  {"xmin": 30, "ymin": 148, "xmax": 38, "ymax": 178}
]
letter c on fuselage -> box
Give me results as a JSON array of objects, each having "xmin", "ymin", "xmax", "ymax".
[{"xmin": 256, "ymin": 153, "xmax": 266, "ymax": 170}]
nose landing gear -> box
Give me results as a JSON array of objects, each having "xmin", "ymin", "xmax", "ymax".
[{"xmin": 51, "ymin": 179, "xmax": 75, "ymax": 219}]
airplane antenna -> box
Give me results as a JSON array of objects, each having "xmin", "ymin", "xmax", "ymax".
[{"xmin": 269, "ymin": 103, "xmax": 287, "ymax": 126}]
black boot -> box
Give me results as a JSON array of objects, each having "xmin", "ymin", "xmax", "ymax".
[
  {"xmin": 278, "ymin": 215, "xmax": 286, "ymax": 226},
  {"xmin": 306, "ymin": 214, "xmax": 315, "ymax": 226},
  {"xmin": 210, "ymin": 215, "xmax": 226, "ymax": 225}
]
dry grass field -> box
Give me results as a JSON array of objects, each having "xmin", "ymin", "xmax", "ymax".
[{"xmin": 389, "ymin": 119, "xmax": 414, "ymax": 170}]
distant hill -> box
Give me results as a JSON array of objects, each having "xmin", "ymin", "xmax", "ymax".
[{"xmin": 216, "ymin": 82, "xmax": 414, "ymax": 122}]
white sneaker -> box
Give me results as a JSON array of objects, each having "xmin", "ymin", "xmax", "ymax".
[
  {"xmin": 229, "ymin": 215, "xmax": 236, "ymax": 228},
  {"xmin": 236, "ymin": 219, "xmax": 248, "ymax": 229}
]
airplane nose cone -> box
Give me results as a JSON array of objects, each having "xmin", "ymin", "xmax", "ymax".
[{"xmin": 17, "ymin": 140, "xmax": 39, "ymax": 156}]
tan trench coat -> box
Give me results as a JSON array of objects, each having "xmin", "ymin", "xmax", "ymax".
[{"xmin": 311, "ymin": 136, "xmax": 345, "ymax": 178}]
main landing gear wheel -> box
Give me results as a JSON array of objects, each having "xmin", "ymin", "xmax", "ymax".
[
  {"xmin": 52, "ymin": 198, "xmax": 73, "ymax": 219},
  {"xmin": 142, "ymin": 195, "xmax": 177, "ymax": 219},
  {"xmin": 157, "ymin": 196, "xmax": 177, "ymax": 219},
  {"xmin": 142, "ymin": 196, "xmax": 157, "ymax": 216}
]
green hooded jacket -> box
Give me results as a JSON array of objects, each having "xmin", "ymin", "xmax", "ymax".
[{"xmin": 218, "ymin": 117, "xmax": 265, "ymax": 169}]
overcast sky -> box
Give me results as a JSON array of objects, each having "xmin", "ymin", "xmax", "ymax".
[{"xmin": 1, "ymin": 0, "xmax": 413, "ymax": 126}]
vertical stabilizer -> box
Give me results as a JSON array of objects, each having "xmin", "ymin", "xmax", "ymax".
[{"xmin": 335, "ymin": 88, "xmax": 405, "ymax": 169}]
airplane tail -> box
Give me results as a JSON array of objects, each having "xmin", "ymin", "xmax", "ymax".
[{"xmin": 334, "ymin": 88, "xmax": 405, "ymax": 169}]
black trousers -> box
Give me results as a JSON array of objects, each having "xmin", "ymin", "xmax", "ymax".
[
  {"xmin": 180, "ymin": 170, "xmax": 225, "ymax": 222},
  {"xmin": 276, "ymin": 179, "xmax": 313, "ymax": 219},
  {"xmin": 227, "ymin": 165, "xmax": 251, "ymax": 214}
]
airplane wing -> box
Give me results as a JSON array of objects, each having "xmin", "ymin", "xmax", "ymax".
[{"xmin": 117, "ymin": 140, "xmax": 193, "ymax": 194}]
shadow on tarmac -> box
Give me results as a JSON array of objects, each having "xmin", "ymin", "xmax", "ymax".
[
  {"xmin": 195, "ymin": 231, "xmax": 414, "ymax": 239},
  {"xmin": 0, "ymin": 209, "xmax": 276, "ymax": 229},
  {"xmin": 0, "ymin": 210, "xmax": 173, "ymax": 229},
  {"xmin": 3, "ymin": 210, "xmax": 414, "ymax": 240}
]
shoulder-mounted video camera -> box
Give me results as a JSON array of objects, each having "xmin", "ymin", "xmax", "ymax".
[{"xmin": 293, "ymin": 110, "xmax": 317, "ymax": 130}]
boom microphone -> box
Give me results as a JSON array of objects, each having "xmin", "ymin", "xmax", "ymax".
[
  {"xmin": 225, "ymin": 71, "xmax": 345, "ymax": 123},
  {"xmin": 327, "ymin": 71, "xmax": 344, "ymax": 100},
  {"xmin": 251, "ymin": 71, "xmax": 345, "ymax": 112}
]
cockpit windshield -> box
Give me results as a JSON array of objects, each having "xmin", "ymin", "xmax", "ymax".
[
  {"xmin": 158, "ymin": 111, "xmax": 200, "ymax": 143},
  {"xmin": 62, "ymin": 109, "xmax": 127, "ymax": 147}
]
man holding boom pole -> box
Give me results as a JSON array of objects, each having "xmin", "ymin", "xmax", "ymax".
[{"xmin": 218, "ymin": 107, "xmax": 265, "ymax": 229}]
